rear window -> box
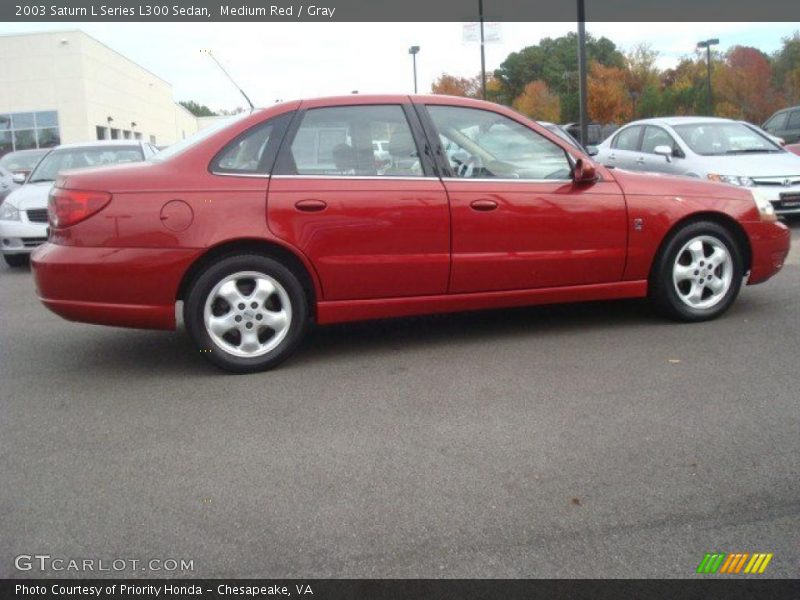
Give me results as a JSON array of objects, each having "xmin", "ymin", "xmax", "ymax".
[{"xmin": 28, "ymin": 146, "xmax": 144, "ymax": 183}]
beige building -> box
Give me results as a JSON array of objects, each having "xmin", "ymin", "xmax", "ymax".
[{"xmin": 0, "ymin": 30, "xmax": 198, "ymax": 155}]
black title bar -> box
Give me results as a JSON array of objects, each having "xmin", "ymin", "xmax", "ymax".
[{"xmin": 3, "ymin": 0, "xmax": 800, "ymax": 22}]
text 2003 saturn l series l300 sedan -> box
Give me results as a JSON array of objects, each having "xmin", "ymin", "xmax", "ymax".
[{"xmin": 31, "ymin": 95, "xmax": 790, "ymax": 373}]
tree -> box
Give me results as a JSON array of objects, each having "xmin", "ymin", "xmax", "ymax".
[
  {"xmin": 493, "ymin": 32, "xmax": 625, "ymax": 120},
  {"xmin": 773, "ymin": 31, "xmax": 800, "ymax": 104},
  {"xmin": 587, "ymin": 62, "xmax": 632, "ymax": 124},
  {"xmin": 624, "ymin": 43, "xmax": 659, "ymax": 118},
  {"xmin": 512, "ymin": 80, "xmax": 561, "ymax": 122},
  {"xmin": 179, "ymin": 100, "xmax": 217, "ymax": 117},
  {"xmin": 430, "ymin": 73, "xmax": 482, "ymax": 98},
  {"xmin": 713, "ymin": 46, "xmax": 777, "ymax": 122}
]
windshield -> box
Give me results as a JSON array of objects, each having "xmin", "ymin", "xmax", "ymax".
[
  {"xmin": 150, "ymin": 114, "xmax": 248, "ymax": 162},
  {"xmin": 28, "ymin": 146, "xmax": 144, "ymax": 183},
  {"xmin": 672, "ymin": 122, "xmax": 782, "ymax": 156},
  {"xmin": 0, "ymin": 149, "xmax": 48, "ymax": 171}
]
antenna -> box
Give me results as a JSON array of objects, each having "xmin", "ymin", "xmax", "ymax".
[{"xmin": 200, "ymin": 49, "xmax": 255, "ymax": 111}]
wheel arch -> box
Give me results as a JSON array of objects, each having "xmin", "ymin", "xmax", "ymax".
[
  {"xmin": 649, "ymin": 211, "xmax": 752, "ymax": 281},
  {"xmin": 176, "ymin": 238, "xmax": 321, "ymax": 315}
]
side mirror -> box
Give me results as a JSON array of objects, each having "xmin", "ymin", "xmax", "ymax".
[
  {"xmin": 573, "ymin": 158, "xmax": 597, "ymax": 184},
  {"xmin": 654, "ymin": 145, "xmax": 674, "ymax": 162},
  {"xmin": 585, "ymin": 145, "xmax": 599, "ymax": 156},
  {"xmin": 12, "ymin": 173, "xmax": 26, "ymax": 184}
]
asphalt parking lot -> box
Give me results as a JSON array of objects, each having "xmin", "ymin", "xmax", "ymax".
[{"xmin": 1, "ymin": 225, "xmax": 799, "ymax": 579}]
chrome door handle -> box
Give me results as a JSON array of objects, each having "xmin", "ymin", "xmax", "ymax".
[{"xmin": 635, "ymin": 157, "xmax": 646, "ymax": 165}]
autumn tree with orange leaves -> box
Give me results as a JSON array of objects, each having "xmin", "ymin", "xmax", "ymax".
[
  {"xmin": 587, "ymin": 62, "xmax": 632, "ymax": 123},
  {"xmin": 512, "ymin": 81, "xmax": 561, "ymax": 122},
  {"xmin": 430, "ymin": 73, "xmax": 482, "ymax": 98}
]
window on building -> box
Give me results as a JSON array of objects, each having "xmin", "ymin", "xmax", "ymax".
[
  {"xmin": 110, "ymin": 128, "xmax": 120, "ymax": 140},
  {"xmin": 96, "ymin": 126, "xmax": 108, "ymax": 140},
  {"xmin": 149, "ymin": 135, "xmax": 157, "ymax": 145},
  {"xmin": 122, "ymin": 130, "xmax": 131, "ymax": 139},
  {"xmin": 134, "ymin": 132, "xmax": 142, "ymax": 140},
  {"xmin": 0, "ymin": 110, "xmax": 60, "ymax": 156}
]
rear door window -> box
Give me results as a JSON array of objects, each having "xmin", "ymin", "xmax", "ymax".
[
  {"xmin": 277, "ymin": 105, "xmax": 425, "ymax": 177},
  {"xmin": 612, "ymin": 126, "xmax": 643, "ymax": 151}
]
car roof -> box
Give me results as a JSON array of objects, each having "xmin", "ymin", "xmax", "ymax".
[
  {"xmin": 625, "ymin": 116, "xmax": 739, "ymax": 127},
  {"xmin": 5, "ymin": 147, "xmax": 49, "ymax": 155},
  {"xmin": 49, "ymin": 140, "xmax": 144, "ymax": 151}
]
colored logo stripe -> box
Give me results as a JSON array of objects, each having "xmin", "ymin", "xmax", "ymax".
[
  {"xmin": 697, "ymin": 553, "xmax": 726, "ymax": 573},
  {"xmin": 697, "ymin": 552, "xmax": 773, "ymax": 574},
  {"xmin": 744, "ymin": 553, "xmax": 773, "ymax": 574}
]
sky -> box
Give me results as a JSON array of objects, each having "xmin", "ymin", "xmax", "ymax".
[{"xmin": 1, "ymin": 21, "xmax": 798, "ymax": 111}]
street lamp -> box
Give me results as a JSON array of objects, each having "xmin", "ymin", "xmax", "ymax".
[
  {"xmin": 697, "ymin": 38, "xmax": 719, "ymax": 116},
  {"xmin": 408, "ymin": 45, "xmax": 420, "ymax": 94}
]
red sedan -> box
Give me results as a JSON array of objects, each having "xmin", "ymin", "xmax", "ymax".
[{"xmin": 31, "ymin": 95, "xmax": 790, "ymax": 372}]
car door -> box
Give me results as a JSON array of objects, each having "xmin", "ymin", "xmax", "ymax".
[
  {"xmin": 419, "ymin": 102, "xmax": 627, "ymax": 294},
  {"xmin": 638, "ymin": 125, "xmax": 683, "ymax": 174},
  {"xmin": 784, "ymin": 110, "xmax": 800, "ymax": 144},
  {"xmin": 267, "ymin": 101, "xmax": 450, "ymax": 301},
  {"xmin": 603, "ymin": 125, "xmax": 644, "ymax": 170},
  {"xmin": 763, "ymin": 111, "xmax": 788, "ymax": 140}
]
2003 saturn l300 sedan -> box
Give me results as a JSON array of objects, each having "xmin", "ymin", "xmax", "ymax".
[{"xmin": 32, "ymin": 95, "xmax": 790, "ymax": 373}]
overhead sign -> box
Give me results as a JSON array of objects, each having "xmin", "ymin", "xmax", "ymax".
[{"xmin": 462, "ymin": 22, "xmax": 502, "ymax": 44}]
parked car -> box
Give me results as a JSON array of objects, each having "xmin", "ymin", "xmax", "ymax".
[
  {"xmin": 594, "ymin": 117, "xmax": 800, "ymax": 216},
  {"xmin": 739, "ymin": 120, "xmax": 785, "ymax": 146},
  {"xmin": 0, "ymin": 148, "xmax": 49, "ymax": 179},
  {"xmin": 538, "ymin": 122, "xmax": 585, "ymax": 151},
  {"xmin": 762, "ymin": 105, "xmax": 800, "ymax": 144},
  {"xmin": 0, "ymin": 166, "xmax": 17, "ymax": 204},
  {"xmin": 563, "ymin": 122, "xmax": 619, "ymax": 146},
  {"xmin": 0, "ymin": 140, "xmax": 153, "ymax": 267},
  {"xmin": 31, "ymin": 95, "xmax": 789, "ymax": 372},
  {"xmin": 786, "ymin": 143, "xmax": 800, "ymax": 156}
]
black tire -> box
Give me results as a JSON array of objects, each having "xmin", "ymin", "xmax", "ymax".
[
  {"xmin": 184, "ymin": 254, "xmax": 309, "ymax": 373},
  {"xmin": 649, "ymin": 221, "xmax": 744, "ymax": 322},
  {"xmin": 3, "ymin": 254, "xmax": 29, "ymax": 268}
]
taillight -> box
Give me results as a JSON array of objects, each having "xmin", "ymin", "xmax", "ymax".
[{"xmin": 48, "ymin": 188, "xmax": 112, "ymax": 228}]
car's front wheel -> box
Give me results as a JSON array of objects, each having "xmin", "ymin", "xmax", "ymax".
[
  {"xmin": 184, "ymin": 254, "xmax": 309, "ymax": 373},
  {"xmin": 650, "ymin": 221, "xmax": 744, "ymax": 322}
]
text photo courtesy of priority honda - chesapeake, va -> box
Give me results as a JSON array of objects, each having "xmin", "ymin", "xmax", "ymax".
[{"xmin": 1, "ymin": 1, "xmax": 799, "ymax": 598}]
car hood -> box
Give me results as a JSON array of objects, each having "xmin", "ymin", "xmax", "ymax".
[
  {"xmin": 4, "ymin": 181, "xmax": 54, "ymax": 211},
  {"xmin": 693, "ymin": 151, "xmax": 800, "ymax": 176},
  {"xmin": 609, "ymin": 168, "xmax": 755, "ymax": 203}
]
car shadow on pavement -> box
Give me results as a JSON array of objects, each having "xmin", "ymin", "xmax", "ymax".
[{"xmin": 293, "ymin": 298, "xmax": 661, "ymax": 367}]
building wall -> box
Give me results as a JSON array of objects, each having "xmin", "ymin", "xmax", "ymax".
[{"xmin": 0, "ymin": 30, "xmax": 198, "ymax": 153}]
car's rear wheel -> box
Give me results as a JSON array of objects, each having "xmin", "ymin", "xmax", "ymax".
[
  {"xmin": 650, "ymin": 221, "xmax": 744, "ymax": 322},
  {"xmin": 3, "ymin": 254, "xmax": 29, "ymax": 268},
  {"xmin": 184, "ymin": 254, "xmax": 309, "ymax": 373}
]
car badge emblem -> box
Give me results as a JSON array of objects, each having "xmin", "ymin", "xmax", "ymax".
[{"xmin": 783, "ymin": 179, "xmax": 792, "ymax": 187}]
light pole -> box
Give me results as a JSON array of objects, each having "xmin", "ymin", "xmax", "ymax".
[
  {"xmin": 576, "ymin": 0, "xmax": 589, "ymax": 146},
  {"xmin": 697, "ymin": 38, "xmax": 719, "ymax": 116},
  {"xmin": 408, "ymin": 45, "xmax": 420, "ymax": 94},
  {"xmin": 478, "ymin": 0, "xmax": 486, "ymax": 99}
]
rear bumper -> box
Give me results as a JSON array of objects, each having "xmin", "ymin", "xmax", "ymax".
[
  {"xmin": 31, "ymin": 243, "xmax": 198, "ymax": 330},
  {"xmin": 744, "ymin": 220, "xmax": 791, "ymax": 285}
]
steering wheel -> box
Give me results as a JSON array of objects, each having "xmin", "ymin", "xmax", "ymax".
[{"xmin": 456, "ymin": 156, "xmax": 478, "ymax": 178}]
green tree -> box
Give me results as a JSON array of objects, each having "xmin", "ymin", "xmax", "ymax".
[
  {"xmin": 773, "ymin": 31, "xmax": 800, "ymax": 104},
  {"xmin": 493, "ymin": 32, "xmax": 625, "ymax": 121},
  {"xmin": 179, "ymin": 100, "xmax": 217, "ymax": 117}
]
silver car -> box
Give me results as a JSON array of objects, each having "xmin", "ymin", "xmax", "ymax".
[{"xmin": 594, "ymin": 116, "xmax": 800, "ymax": 216}]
